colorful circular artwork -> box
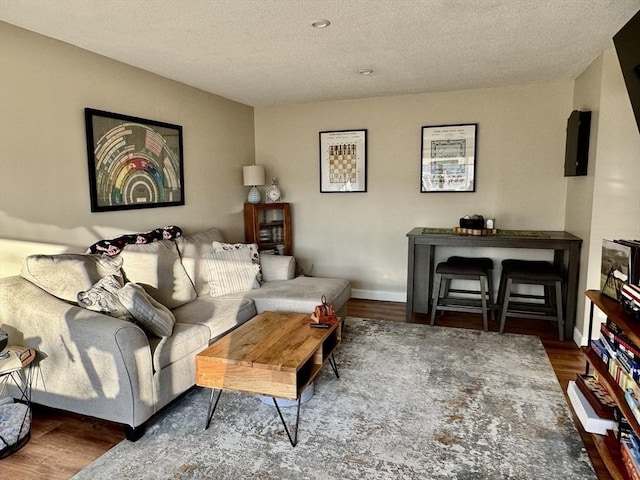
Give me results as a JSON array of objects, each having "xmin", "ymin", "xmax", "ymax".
[{"xmin": 93, "ymin": 122, "xmax": 181, "ymax": 208}]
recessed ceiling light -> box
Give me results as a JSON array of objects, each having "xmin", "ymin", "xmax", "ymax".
[
  {"xmin": 311, "ymin": 19, "xmax": 331, "ymax": 28},
  {"xmin": 359, "ymin": 69, "xmax": 374, "ymax": 75}
]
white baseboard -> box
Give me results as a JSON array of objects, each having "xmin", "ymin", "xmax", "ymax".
[{"xmin": 351, "ymin": 289, "xmax": 406, "ymax": 303}]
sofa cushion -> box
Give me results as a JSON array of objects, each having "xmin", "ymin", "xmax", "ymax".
[
  {"xmin": 21, "ymin": 253, "xmax": 123, "ymax": 303},
  {"xmin": 244, "ymin": 276, "xmax": 351, "ymax": 315},
  {"xmin": 212, "ymin": 241, "xmax": 263, "ymax": 284},
  {"xmin": 259, "ymin": 253, "xmax": 296, "ymax": 281},
  {"xmin": 203, "ymin": 248, "xmax": 261, "ymax": 297},
  {"xmin": 147, "ymin": 322, "xmax": 209, "ymax": 371},
  {"xmin": 172, "ymin": 296, "xmax": 256, "ymax": 342},
  {"xmin": 175, "ymin": 227, "xmax": 225, "ymax": 296},
  {"xmin": 117, "ymin": 239, "xmax": 196, "ymax": 309},
  {"xmin": 77, "ymin": 274, "xmax": 129, "ymax": 319},
  {"xmin": 118, "ymin": 283, "xmax": 176, "ymax": 337}
]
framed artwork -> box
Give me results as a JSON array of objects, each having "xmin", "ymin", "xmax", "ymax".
[
  {"xmin": 84, "ymin": 108, "xmax": 184, "ymax": 212},
  {"xmin": 420, "ymin": 123, "xmax": 477, "ymax": 193},
  {"xmin": 319, "ymin": 129, "xmax": 367, "ymax": 192},
  {"xmin": 601, "ymin": 239, "xmax": 631, "ymax": 300}
]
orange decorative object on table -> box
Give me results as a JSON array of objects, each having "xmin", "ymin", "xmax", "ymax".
[{"xmin": 310, "ymin": 295, "xmax": 338, "ymax": 325}]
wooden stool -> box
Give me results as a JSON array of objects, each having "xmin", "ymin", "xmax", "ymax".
[
  {"xmin": 498, "ymin": 259, "xmax": 564, "ymax": 341},
  {"xmin": 430, "ymin": 256, "xmax": 494, "ymax": 331}
]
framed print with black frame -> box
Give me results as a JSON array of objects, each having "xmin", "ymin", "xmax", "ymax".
[
  {"xmin": 319, "ymin": 129, "xmax": 367, "ymax": 193},
  {"xmin": 84, "ymin": 108, "xmax": 185, "ymax": 212},
  {"xmin": 420, "ymin": 123, "xmax": 477, "ymax": 193}
]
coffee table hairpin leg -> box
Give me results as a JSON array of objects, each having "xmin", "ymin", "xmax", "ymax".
[
  {"xmin": 204, "ymin": 353, "xmax": 341, "ymax": 446},
  {"xmin": 205, "ymin": 388, "xmax": 223, "ymax": 430},
  {"xmin": 272, "ymin": 397, "xmax": 302, "ymax": 447},
  {"xmin": 328, "ymin": 353, "xmax": 340, "ymax": 379},
  {"xmin": 273, "ymin": 352, "xmax": 341, "ymax": 447}
]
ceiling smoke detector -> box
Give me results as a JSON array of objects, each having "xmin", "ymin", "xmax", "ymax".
[{"xmin": 311, "ymin": 19, "xmax": 331, "ymax": 28}]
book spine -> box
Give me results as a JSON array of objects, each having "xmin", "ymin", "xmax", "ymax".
[
  {"xmin": 600, "ymin": 332, "xmax": 619, "ymax": 360},
  {"xmin": 591, "ymin": 339, "xmax": 610, "ymax": 365},
  {"xmin": 622, "ymin": 441, "xmax": 640, "ymax": 480},
  {"xmin": 627, "ymin": 390, "xmax": 640, "ymax": 424},
  {"xmin": 631, "ymin": 431, "xmax": 640, "ymax": 452},
  {"xmin": 618, "ymin": 350, "xmax": 640, "ymax": 382},
  {"xmin": 604, "ymin": 321, "xmax": 640, "ymax": 362}
]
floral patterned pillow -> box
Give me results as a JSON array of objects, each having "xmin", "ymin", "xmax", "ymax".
[{"xmin": 77, "ymin": 274, "xmax": 129, "ymax": 319}]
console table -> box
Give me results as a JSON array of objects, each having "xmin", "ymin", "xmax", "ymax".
[{"xmin": 406, "ymin": 228, "xmax": 582, "ymax": 339}]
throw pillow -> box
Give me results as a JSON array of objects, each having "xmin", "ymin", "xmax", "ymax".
[
  {"xmin": 211, "ymin": 241, "xmax": 263, "ymax": 284},
  {"xmin": 21, "ymin": 253, "xmax": 123, "ymax": 303},
  {"xmin": 203, "ymin": 248, "xmax": 261, "ymax": 297},
  {"xmin": 117, "ymin": 239, "xmax": 196, "ymax": 309},
  {"xmin": 175, "ymin": 227, "xmax": 225, "ymax": 296},
  {"xmin": 77, "ymin": 274, "xmax": 129, "ymax": 319},
  {"xmin": 118, "ymin": 282, "xmax": 176, "ymax": 337}
]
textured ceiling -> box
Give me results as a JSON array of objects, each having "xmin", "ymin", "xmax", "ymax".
[{"xmin": 1, "ymin": 0, "xmax": 638, "ymax": 107}]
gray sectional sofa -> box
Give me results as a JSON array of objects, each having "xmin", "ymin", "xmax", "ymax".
[{"xmin": 0, "ymin": 227, "xmax": 351, "ymax": 439}]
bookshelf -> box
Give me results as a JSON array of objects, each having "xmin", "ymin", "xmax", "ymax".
[
  {"xmin": 243, "ymin": 203, "xmax": 292, "ymax": 256},
  {"xmin": 581, "ymin": 290, "xmax": 640, "ymax": 479}
]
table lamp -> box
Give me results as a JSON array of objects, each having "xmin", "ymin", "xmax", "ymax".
[{"xmin": 243, "ymin": 165, "xmax": 265, "ymax": 203}]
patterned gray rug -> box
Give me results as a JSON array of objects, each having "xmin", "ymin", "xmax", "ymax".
[{"xmin": 73, "ymin": 318, "xmax": 595, "ymax": 479}]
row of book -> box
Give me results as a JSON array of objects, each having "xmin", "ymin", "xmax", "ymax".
[
  {"xmin": 587, "ymin": 317, "xmax": 640, "ymax": 478},
  {"xmin": 618, "ymin": 414, "xmax": 640, "ymax": 480},
  {"xmin": 591, "ymin": 318, "xmax": 640, "ymax": 416}
]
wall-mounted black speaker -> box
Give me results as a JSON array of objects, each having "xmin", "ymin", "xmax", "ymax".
[{"xmin": 564, "ymin": 110, "xmax": 591, "ymax": 177}]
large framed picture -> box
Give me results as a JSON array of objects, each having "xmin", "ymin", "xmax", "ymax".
[
  {"xmin": 319, "ymin": 129, "xmax": 367, "ymax": 193},
  {"xmin": 84, "ymin": 108, "xmax": 185, "ymax": 212},
  {"xmin": 421, "ymin": 123, "xmax": 477, "ymax": 193}
]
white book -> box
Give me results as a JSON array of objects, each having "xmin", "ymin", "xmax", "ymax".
[{"xmin": 567, "ymin": 380, "xmax": 617, "ymax": 435}]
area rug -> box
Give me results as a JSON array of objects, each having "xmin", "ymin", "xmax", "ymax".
[{"xmin": 73, "ymin": 318, "xmax": 595, "ymax": 479}]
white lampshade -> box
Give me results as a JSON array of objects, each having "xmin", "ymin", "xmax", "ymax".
[{"xmin": 243, "ymin": 165, "xmax": 265, "ymax": 187}]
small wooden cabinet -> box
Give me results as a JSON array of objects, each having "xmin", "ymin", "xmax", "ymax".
[
  {"xmin": 581, "ymin": 290, "xmax": 640, "ymax": 479},
  {"xmin": 243, "ymin": 203, "xmax": 292, "ymax": 255}
]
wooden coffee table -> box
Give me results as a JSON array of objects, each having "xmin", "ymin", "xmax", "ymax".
[{"xmin": 195, "ymin": 311, "xmax": 341, "ymax": 446}]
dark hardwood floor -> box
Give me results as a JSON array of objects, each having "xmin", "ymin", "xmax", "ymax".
[{"xmin": 3, "ymin": 299, "xmax": 610, "ymax": 479}]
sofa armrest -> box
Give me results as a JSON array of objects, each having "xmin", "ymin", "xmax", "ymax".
[
  {"xmin": 0, "ymin": 275, "xmax": 154, "ymax": 428},
  {"xmin": 259, "ymin": 254, "xmax": 296, "ymax": 281}
]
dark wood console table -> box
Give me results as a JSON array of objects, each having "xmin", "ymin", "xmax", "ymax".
[{"xmin": 406, "ymin": 228, "xmax": 582, "ymax": 339}]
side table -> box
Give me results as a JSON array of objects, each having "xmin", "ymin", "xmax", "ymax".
[{"xmin": 0, "ymin": 345, "xmax": 37, "ymax": 459}]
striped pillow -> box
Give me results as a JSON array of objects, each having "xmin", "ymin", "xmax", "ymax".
[{"xmin": 203, "ymin": 248, "xmax": 261, "ymax": 297}]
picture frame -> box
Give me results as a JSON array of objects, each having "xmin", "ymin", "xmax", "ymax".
[
  {"xmin": 84, "ymin": 108, "xmax": 185, "ymax": 212},
  {"xmin": 319, "ymin": 129, "xmax": 367, "ymax": 193},
  {"xmin": 601, "ymin": 239, "xmax": 631, "ymax": 300},
  {"xmin": 420, "ymin": 123, "xmax": 477, "ymax": 193}
]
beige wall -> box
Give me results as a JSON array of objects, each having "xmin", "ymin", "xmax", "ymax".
[
  {"xmin": 3, "ymin": 22, "xmax": 638, "ymax": 344},
  {"xmin": 255, "ymin": 83, "xmax": 573, "ymax": 299},
  {"xmin": 576, "ymin": 49, "xmax": 640, "ymax": 341},
  {"xmin": 0, "ymin": 22, "xmax": 254, "ymax": 262},
  {"xmin": 564, "ymin": 55, "xmax": 601, "ymax": 341}
]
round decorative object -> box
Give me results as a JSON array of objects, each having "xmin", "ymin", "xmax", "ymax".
[{"xmin": 266, "ymin": 177, "xmax": 281, "ymax": 203}]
